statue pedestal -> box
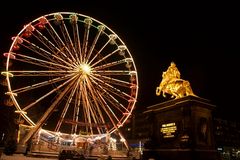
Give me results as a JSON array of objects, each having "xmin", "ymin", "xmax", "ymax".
[{"xmin": 142, "ymin": 96, "xmax": 220, "ymax": 160}]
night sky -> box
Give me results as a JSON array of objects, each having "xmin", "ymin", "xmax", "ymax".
[{"xmin": 0, "ymin": 1, "xmax": 239, "ymax": 121}]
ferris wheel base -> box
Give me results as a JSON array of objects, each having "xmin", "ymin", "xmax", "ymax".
[
  {"xmin": 15, "ymin": 144, "xmax": 27, "ymax": 154},
  {"xmin": 16, "ymin": 138, "xmax": 131, "ymax": 159}
]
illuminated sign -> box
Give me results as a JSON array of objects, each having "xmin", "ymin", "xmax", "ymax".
[{"xmin": 160, "ymin": 122, "xmax": 177, "ymax": 138}]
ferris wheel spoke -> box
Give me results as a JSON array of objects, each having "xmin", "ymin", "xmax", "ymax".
[
  {"xmin": 91, "ymin": 79, "xmax": 130, "ymax": 114},
  {"xmin": 93, "ymin": 58, "xmax": 133, "ymax": 70},
  {"xmin": 96, "ymin": 90, "xmax": 122, "ymax": 132},
  {"xmin": 88, "ymin": 88, "xmax": 116, "ymax": 134},
  {"xmin": 93, "ymin": 70, "xmax": 135, "ymax": 76},
  {"xmin": 56, "ymin": 16, "xmax": 79, "ymax": 63},
  {"xmin": 101, "ymin": 88, "xmax": 130, "ymax": 114},
  {"xmin": 55, "ymin": 79, "xmax": 80, "ymax": 132},
  {"xmin": 86, "ymin": 99, "xmax": 104, "ymax": 135},
  {"xmin": 10, "ymin": 73, "xmax": 75, "ymax": 94},
  {"xmin": 22, "ymin": 75, "xmax": 78, "ymax": 111},
  {"xmin": 22, "ymin": 77, "xmax": 78, "ymax": 145},
  {"xmin": 77, "ymin": 82, "xmax": 89, "ymax": 133},
  {"xmin": 72, "ymin": 86, "xmax": 82, "ymax": 134},
  {"xmin": 88, "ymin": 38, "xmax": 110, "ymax": 65},
  {"xmin": 70, "ymin": 14, "xmax": 81, "ymax": 63},
  {"xmin": 102, "ymin": 92, "xmax": 129, "ymax": 114},
  {"xmin": 85, "ymin": 25, "xmax": 105, "ymax": 63},
  {"xmin": 50, "ymin": 13, "xmax": 77, "ymax": 62},
  {"xmin": 91, "ymin": 48, "xmax": 119, "ymax": 68},
  {"xmin": 85, "ymin": 77, "xmax": 108, "ymax": 134},
  {"xmin": 82, "ymin": 81, "xmax": 106, "ymax": 135},
  {"xmin": 8, "ymin": 70, "xmax": 76, "ymax": 77},
  {"xmin": 19, "ymin": 38, "xmax": 75, "ymax": 67},
  {"xmin": 13, "ymin": 36, "xmax": 54, "ymax": 63},
  {"xmin": 82, "ymin": 17, "xmax": 92, "ymax": 62},
  {"xmin": 81, "ymin": 84, "xmax": 95, "ymax": 135},
  {"xmin": 91, "ymin": 74, "xmax": 131, "ymax": 88},
  {"xmin": 88, "ymin": 91, "xmax": 106, "ymax": 126},
  {"xmin": 84, "ymin": 94, "xmax": 104, "ymax": 134},
  {"xmin": 31, "ymin": 28, "xmax": 74, "ymax": 65},
  {"xmin": 11, "ymin": 52, "xmax": 73, "ymax": 70}
]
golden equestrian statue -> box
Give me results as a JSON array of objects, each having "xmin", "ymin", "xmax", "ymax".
[{"xmin": 156, "ymin": 62, "xmax": 196, "ymax": 99}]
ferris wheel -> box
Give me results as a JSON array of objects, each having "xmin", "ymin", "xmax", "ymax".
[{"xmin": 1, "ymin": 12, "xmax": 138, "ymax": 144}]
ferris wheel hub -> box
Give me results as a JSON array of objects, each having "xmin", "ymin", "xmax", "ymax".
[{"xmin": 79, "ymin": 63, "xmax": 91, "ymax": 75}]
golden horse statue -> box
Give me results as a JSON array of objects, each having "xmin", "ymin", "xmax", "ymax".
[{"xmin": 156, "ymin": 62, "xmax": 196, "ymax": 99}]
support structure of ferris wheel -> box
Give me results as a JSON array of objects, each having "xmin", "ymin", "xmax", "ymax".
[{"xmin": 1, "ymin": 12, "xmax": 138, "ymax": 149}]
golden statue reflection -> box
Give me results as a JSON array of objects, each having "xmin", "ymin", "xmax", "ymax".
[{"xmin": 156, "ymin": 62, "xmax": 196, "ymax": 99}]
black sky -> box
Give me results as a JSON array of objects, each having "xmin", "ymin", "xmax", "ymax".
[{"xmin": 0, "ymin": 1, "xmax": 239, "ymax": 120}]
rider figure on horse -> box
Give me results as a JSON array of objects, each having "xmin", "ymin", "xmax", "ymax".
[
  {"xmin": 165, "ymin": 61, "xmax": 181, "ymax": 81},
  {"xmin": 156, "ymin": 62, "xmax": 195, "ymax": 99}
]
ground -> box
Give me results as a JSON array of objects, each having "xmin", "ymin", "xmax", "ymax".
[{"xmin": 0, "ymin": 153, "xmax": 57, "ymax": 160}]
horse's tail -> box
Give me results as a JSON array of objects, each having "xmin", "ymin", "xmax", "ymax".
[{"xmin": 183, "ymin": 80, "xmax": 196, "ymax": 96}]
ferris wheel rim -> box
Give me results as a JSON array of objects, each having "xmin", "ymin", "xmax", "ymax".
[{"xmin": 3, "ymin": 12, "xmax": 139, "ymax": 139}]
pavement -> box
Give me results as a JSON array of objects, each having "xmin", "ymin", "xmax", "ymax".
[
  {"xmin": 0, "ymin": 153, "xmax": 134, "ymax": 160},
  {"xmin": 0, "ymin": 153, "xmax": 57, "ymax": 160}
]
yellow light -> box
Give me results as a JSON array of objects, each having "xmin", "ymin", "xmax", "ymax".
[
  {"xmin": 120, "ymin": 138, "xmax": 126, "ymax": 142},
  {"xmin": 1, "ymin": 71, "xmax": 14, "ymax": 77},
  {"xmin": 15, "ymin": 110, "xmax": 27, "ymax": 114},
  {"xmin": 80, "ymin": 64, "xmax": 91, "ymax": 75},
  {"xmin": 161, "ymin": 122, "xmax": 177, "ymax": 138}
]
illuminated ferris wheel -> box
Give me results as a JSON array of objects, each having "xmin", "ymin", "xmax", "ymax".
[{"xmin": 2, "ymin": 12, "xmax": 138, "ymax": 144}]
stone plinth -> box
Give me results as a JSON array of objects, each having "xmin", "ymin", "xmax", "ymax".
[{"xmin": 142, "ymin": 95, "xmax": 220, "ymax": 160}]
